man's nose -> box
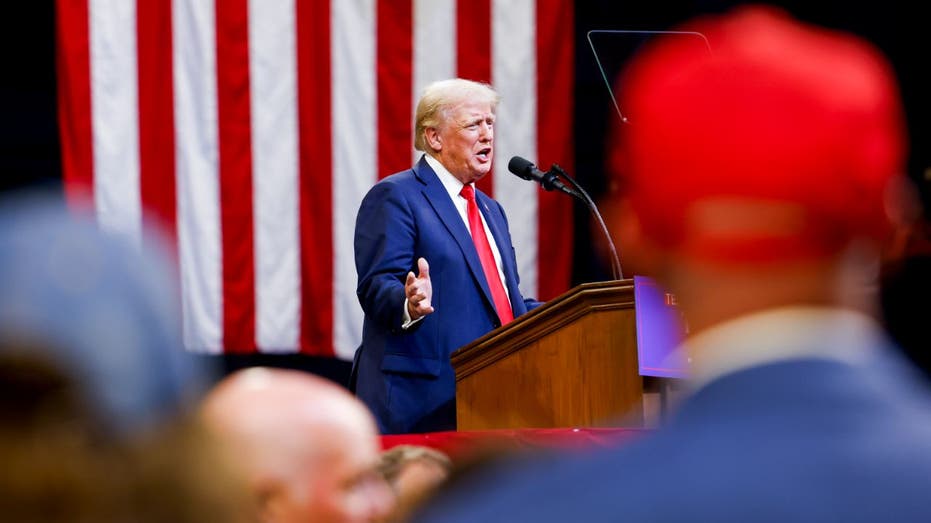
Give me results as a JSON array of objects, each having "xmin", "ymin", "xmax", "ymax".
[{"xmin": 479, "ymin": 121, "xmax": 493, "ymax": 140}]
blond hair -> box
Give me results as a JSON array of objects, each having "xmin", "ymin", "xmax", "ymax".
[{"xmin": 414, "ymin": 79, "xmax": 499, "ymax": 152}]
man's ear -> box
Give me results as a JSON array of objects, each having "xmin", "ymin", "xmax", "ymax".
[
  {"xmin": 424, "ymin": 127, "xmax": 442, "ymax": 152},
  {"xmin": 254, "ymin": 478, "xmax": 287, "ymax": 523}
]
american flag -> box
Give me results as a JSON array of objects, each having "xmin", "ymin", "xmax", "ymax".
[{"xmin": 56, "ymin": 0, "xmax": 574, "ymax": 358}]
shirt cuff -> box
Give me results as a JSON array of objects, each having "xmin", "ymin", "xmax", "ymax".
[{"xmin": 401, "ymin": 298, "xmax": 424, "ymax": 330}]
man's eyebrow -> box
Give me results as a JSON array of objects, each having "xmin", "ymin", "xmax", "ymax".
[{"xmin": 460, "ymin": 115, "xmax": 494, "ymax": 125}]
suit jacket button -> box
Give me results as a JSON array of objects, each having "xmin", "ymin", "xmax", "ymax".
[{"xmin": 493, "ymin": 322, "xmax": 500, "ymax": 328}]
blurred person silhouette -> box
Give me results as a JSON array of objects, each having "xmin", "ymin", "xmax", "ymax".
[
  {"xmin": 0, "ymin": 195, "xmax": 253, "ymax": 522},
  {"xmin": 413, "ymin": 6, "xmax": 931, "ymax": 522},
  {"xmin": 377, "ymin": 445, "xmax": 451, "ymax": 522},
  {"xmin": 201, "ymin": 367, "xmax": 395, "ymax": 523}
]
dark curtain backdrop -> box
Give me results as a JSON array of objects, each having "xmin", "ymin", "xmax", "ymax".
[{"xmin": 571, "ymin": 0, "xmax": 929, "ymax": 284}]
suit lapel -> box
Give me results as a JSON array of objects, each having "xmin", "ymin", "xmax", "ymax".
[{"xmin": 414, "ymin": 157, "xmax": 498, "ymax": 312}]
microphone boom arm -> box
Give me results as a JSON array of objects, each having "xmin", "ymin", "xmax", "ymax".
[{"xmin": 550, "ymin": 164, "xmax": 624, "ymax": 280}]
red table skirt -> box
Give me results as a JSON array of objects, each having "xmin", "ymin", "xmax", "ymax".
[{"xmin": 381, "ymin": 427, "xmax": 648, "ymax": 461}]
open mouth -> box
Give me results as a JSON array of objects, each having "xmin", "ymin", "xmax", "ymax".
[{"xmin": 476, "ymin": 148, "xmax": 492, "ymax": 161}]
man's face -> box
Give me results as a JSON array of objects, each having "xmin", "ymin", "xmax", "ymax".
[
  {"xmin": 431, "ymin": 100, "xmax": 495, "ymax": 185},
  {"xmin": 275, "ymin": 425, "xmax": 393, "ymax": 523}
]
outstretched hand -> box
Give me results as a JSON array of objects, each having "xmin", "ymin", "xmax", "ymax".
[{"xmin": 405, "ymin": 257, "xmax": 434, "ymax": 320}]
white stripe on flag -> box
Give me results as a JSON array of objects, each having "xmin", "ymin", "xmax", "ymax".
[
  {"xmin": 174, "ymin": 0, "xmax": 223, "ymax": 353},
  {"xmin": 493, "ymin": 0, "xmax": 538, "ymax": 298},
  {"xmin": 249, "ymin": 0, "xmax": 300, "ymax": 353},
  {"xmin": 332, "ymin": 0, "xmax": 376, "ymax": 359},
  {"xmin": 412, "ymin": 0, "xmax": 455, "ymax": 165},
  {"xmin": 89, "ymin": 0, "xmax": 141, "ymax": 244}
]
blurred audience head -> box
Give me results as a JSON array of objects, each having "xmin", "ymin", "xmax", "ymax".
[
  {"xmin": 608, "ymin": 6, "xmax": 909, "ymax": 328},
  {"xmin": 0, "ymin": 195, "xmax": 251, "ymax": 521},
  {"xmin": 377, "ymin": 445, "xmax": 451, "ymax": 522},
  {"xmin": 201, "ymin": 367, "xmax": 394, "ymax": 523},
  {"xmin": 0, "ymin": 195, "xmax": 206, "ymax": 432}
]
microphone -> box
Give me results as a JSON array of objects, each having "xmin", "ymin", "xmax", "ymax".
[
  {"xmin": 508, "ymin": 156, "xmax": 581, "ymax": 198},
  {"xmin": 508, "ymin": 156, "xmax": 624, "ymax": 280}
]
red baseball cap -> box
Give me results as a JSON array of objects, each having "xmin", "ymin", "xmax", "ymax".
[{"xmin": 610, "ymin": 6, "xmax": 906, "ymax": 263}]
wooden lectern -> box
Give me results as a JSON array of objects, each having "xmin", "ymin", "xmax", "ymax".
[{"xmin": 452, "ymin": 280, "xmax": 643, "ymax": 430}]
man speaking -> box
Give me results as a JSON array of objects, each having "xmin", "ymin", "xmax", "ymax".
[{"xmin": 353, "ymin": 78, "xmax": 541, "ymax": 434}]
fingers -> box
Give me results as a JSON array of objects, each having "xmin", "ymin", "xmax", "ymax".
[
  {"xmin": 409, "ymin": 299, "xmax": 433, "ymax": 319},
  {"xmin": 421, "ymin": 304, "xmax": 435, "ymax": 314},
  {"xmin": 408, "ymin": 290, "xmax": 426, "ymax": 304},
  {"xmin": 407, "ymin": 289, "xmax": 433, "ymax": 320},
  {"xmin": 405, "ymin": 271, "xmax": 424, "ymax": 302},
  {"xmin": 417, "ymin": 257, "xmax": 430, "ymax": 279},
  {"xmin": 408, "ymin": 304, "xmax": 433, "ymax": 320},
  {"xmin": 407, "ymin": 288, "xmax": 430, "ymax": 308},
  {"xmin": 405, "ymin": 258, "xmax": 434, "ymax": 320}
]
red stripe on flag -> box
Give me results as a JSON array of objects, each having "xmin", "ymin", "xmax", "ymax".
[
  {"xmin": 536, "ymin": 0, "xmax": 574, "ymax": 299},
  {"xmin": 56, "ymin": 0, "xmax": 94, "ymax": 210},
  {"xmin": 137, "ymin": 0, "xmax": 177, "ymax": 243},
  {"xmin": 215, "ymin": 0, "xmax": 256, "ymax": 353},
  {"xmin": 296, "ymin": 0, "xmax": 334, "ymax": 356},
  {"xmin": 456, "ymin": 0, "xmax": 491, "ymax": 83},
  {"xmin": 376, "ymin": 0, "xmax": 413, "ymax": 180},
  {"xmin": 457, "ymin": 0, "xmax": 494, "ymax": 196}
]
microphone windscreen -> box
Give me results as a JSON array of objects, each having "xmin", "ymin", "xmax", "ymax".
[{"xmin": 507, "ymin": 156, "xmax": 535, "ymax": 180}]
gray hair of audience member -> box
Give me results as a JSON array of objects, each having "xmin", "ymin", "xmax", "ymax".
[
  {"xmin": 378, "ymin": 445, "xmax": 452, "ymax": 485},
  {"xmin": 414, "ymin": 78, "xmax": 500, "ymax": 152},
  {"xmin": 378, "ymin": 445, "xmax": 452, "ymax": 523},
  {"xmin": 0, "ymin": 194, "xmax": 209, "ymax": 437}
]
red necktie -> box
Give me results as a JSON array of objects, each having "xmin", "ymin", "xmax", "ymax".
[{"xmin": 460, "ymin": 185, "xmax": 514, "ymax": 325}]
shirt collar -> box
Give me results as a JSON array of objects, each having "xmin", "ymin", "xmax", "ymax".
[
  {"xmin": 424, "ymin": 154, "xmax": 470, "ymax": 201},
  {"xmin": 684, "ymin": 306, "xmax": 886, "ymax": 391}
]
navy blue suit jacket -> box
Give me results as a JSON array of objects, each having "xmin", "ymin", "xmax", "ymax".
[
  {"xmin": 417, "ymin": 350, "xmax": 931, "ymax": 521},
  {"xmin": 354, "ymin": 156, "xmax": 540, "ymax": 434}
]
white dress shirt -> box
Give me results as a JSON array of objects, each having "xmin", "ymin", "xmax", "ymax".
[{"xmin": 684, "ymin": 306, "xmax": 884, "ymax": 391}]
